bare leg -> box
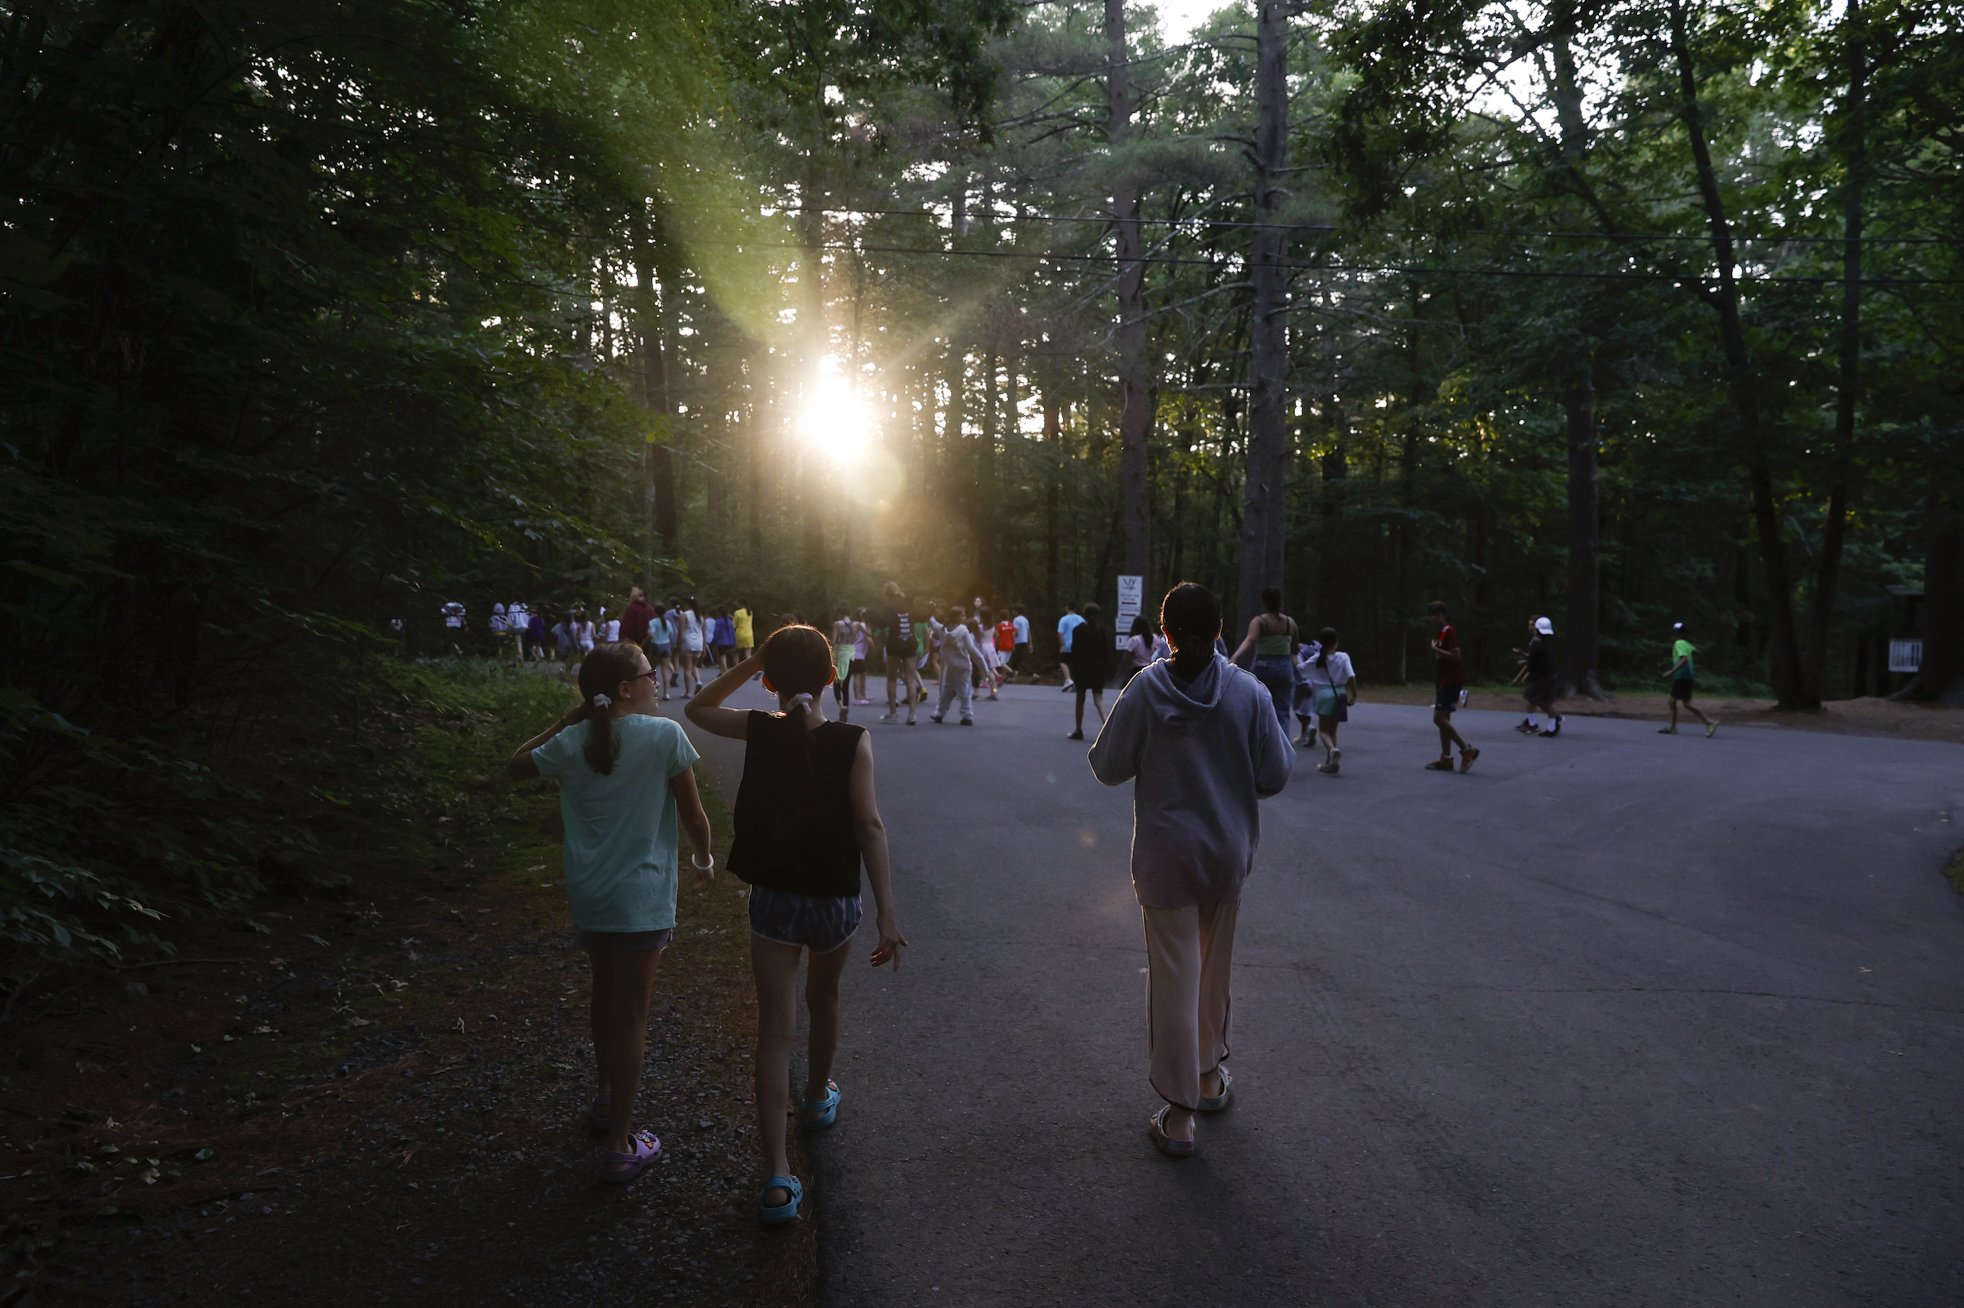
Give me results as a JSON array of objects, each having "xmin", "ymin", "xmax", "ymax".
[
  {"xmin": 1092, "ymin": 688, "xmax": 1106, "ymax": 725},
  {"xmin": 1434, "ymin": 710, "xmax": 1467, "ymax": 754},
  {"xmin": 803, "ymin": 937, "xmax": 853, "ymax": 1099},
  {"xmin": 590, "ymin": 946, "xmax": 664, "ymax": 1161},
  {"xmin": 752, "ymin": 937, "xmax": 804, "ymax": 1205}
]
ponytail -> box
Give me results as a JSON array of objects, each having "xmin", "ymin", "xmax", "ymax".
[
  {"xmin": 1159, "ymin": 582, "xmax": 1222, "ymax": 680},
  {"xmin": 760, "ymin": 625, "xmax": 835, "ymax": 785},
  {"xmin": 1317, "ymin": 626, "xmax": 1337, "ymax": 671},
  {"xmin": 575, "ymin": 643, "xmax": 643, "ymax": 774}
]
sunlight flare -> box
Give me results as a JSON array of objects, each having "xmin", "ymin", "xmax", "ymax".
[{"xmin": 802, "ymin": 358, "xmax": 878, "ymax": 475}]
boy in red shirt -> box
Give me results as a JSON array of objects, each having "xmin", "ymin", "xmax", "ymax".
[
  {"xmin": 1425, "ymin": 600, "xmax": 1479, "ymax": 773},
  {"xmin": 991, "ymin": 611, "xmax": 1016, "ymax": 690}
]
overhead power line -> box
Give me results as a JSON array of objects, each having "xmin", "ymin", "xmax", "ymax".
[
  {"xmin": 700, "ymin": 236, "xmax": 1964, "ymax": 288},
  {"xmin": 777, "ymin": 205, "xmax": 1961, "ymax": 249}
]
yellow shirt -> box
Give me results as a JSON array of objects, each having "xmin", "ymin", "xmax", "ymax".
[{"xmin": 733, "ymin": 608, "xmax": 754, "ymax": 647}]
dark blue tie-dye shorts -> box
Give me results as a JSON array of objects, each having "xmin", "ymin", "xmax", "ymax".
[{"xmin": 747, "ymin": 885, "xmax": 863, "ymax": 953}]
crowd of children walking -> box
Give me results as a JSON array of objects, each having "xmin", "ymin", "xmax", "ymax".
[{"xmin": 497, "ymin": 570, "xmax": 1720, "ymax": 1226}]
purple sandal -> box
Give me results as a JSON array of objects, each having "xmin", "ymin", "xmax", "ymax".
[{"xmin": 601, "ymin": 1129, "xmax": 661, "ymax": 1183}]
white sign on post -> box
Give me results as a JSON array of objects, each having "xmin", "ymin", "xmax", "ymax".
[{"xmin": 1116, "ymin": 574, "xmax": 1144, "ymax": 649}]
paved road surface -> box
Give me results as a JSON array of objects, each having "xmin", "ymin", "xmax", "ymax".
[{"xmin": 689, "ymin": 682, "xmax": 1964, "ymax": 1308}]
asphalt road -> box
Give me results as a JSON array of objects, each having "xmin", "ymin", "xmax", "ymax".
[{"xmin": 689, "ymin": 680, "xmax": 1964, "ymax": 1308}]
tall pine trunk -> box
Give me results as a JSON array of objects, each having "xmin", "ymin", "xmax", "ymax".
[
  {"xmin": 1105, "ymin": 0, "xmax": 1152, "ymax": 584},
  {"xmin": 1236, "ymin": 0, "xmax": 1289, "ymax": 630},
  {"xmin": 1806, "ymin": 0, "xmax": 1865, "ymax": 704},
  {"xmin": 1550, "ymin": 15, "xmax": 1603, "ymax": 697},
  {"xmin": 1669, "ymin": 0, "xmax": 1806, "ymax": 707},
  {"xmin": 1562, "ymin": 362, "xmax": 1604, "ymax": 697}
]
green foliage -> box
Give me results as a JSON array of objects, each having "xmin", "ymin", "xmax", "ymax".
[
  {"xmin": 0, "ymin": 0, "xmax": 1028, "ymax": 988},
  {"xmin": 2, "ymin": 0, "xmax": 1957, "ymax": 981}
]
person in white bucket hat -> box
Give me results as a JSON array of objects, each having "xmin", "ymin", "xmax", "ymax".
[{"xmin": 1516, "ymin": 615, "xmax": 1562, "ymax": 736}]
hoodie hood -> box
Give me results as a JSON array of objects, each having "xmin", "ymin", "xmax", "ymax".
[{"xmin": 1135, "ymin": 651, "xmax": 1229, "ymax": 722}]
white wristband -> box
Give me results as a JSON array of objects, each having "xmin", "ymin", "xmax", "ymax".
[{"xmin": 690, "ymin": 853, "xmax": 715, "ymax": 871}]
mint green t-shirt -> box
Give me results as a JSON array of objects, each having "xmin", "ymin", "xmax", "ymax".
[
  {"xmin": 1671, "ymin": 638, "xmax": 1696, "ymax": 680},
  {"xmin": 532, "ymin": 713, "xmax": 701, "ymax": 933}
]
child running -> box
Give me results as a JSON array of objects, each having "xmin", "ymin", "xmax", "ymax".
[
  {"xmin": 1661, "ymin": 620, "xmax": 1718, "ymax": 737},
  {"xmin": 1088, "ymin": 583, "xmax": 1293, "ymax": 1157},
  {"xmin": 502, "ymin": 642, "xmax": 714, "ymax": 1183},
  {"xmin": 686, "ymin": 626, "xmax": 907, "ymax": 1224}
]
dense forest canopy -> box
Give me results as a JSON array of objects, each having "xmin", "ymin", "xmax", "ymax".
[{"xmin": 2, "ymin": 0, "xmax": 1960, "ymax": 976}]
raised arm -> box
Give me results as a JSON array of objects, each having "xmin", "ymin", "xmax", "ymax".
[
  {"xmin": 848, "ymin": 733, "xmax": 906, "ymax": 969},
  {"xmin": 686, "ymin": 651, "xmax": 762, "ymax": 739},
  {"xmin": 501, "ymin": 704, "xmax": 583, "ymax": 781}
]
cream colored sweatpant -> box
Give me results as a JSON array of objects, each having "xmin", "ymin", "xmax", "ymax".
[{"xmin": 1142, "ymin": 898, "xmax": 1240, "ymax": 1110}]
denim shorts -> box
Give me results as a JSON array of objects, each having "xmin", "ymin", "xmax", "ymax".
[{"xmin": 747, "ymin": 885, "xmax": 863, "ymax": 953}]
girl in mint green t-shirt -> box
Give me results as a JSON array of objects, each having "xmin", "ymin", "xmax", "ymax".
[{"xmin": 504, "ymin": 642, "xmax": 713, "ymax": 1184}]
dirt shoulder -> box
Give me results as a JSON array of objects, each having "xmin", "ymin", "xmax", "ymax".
[
  {"xmin": 1, "ymin": 692, "xmax": 816, "ymax": 1307},
  {"xmin": 1355, "ymin": 683, "xmax": 1964, "ymax": 746}
]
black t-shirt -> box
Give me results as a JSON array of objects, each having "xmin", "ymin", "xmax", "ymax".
[
  {"xmin": 1525, "ymin": 634, "xmax": 1554, "ymax": 679},
  {"xmin": 727, "ymin": 712, "xmax": 865, "ymax": 898},
  {"xmin": 881, "ymin": 604, "xmax": 914, "ymax": 655},
  {"xmin": 1070, "ymin": 622, "xmax": 1111, "ymax": 681}
]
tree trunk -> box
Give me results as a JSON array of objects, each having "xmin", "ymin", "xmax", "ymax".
[
  {"xmin": 1043, "ymin": 393, "xmax": 1062, "ymax": 612},
  {"xmin": 1668, "ymin": 0, "xmax": 1807, "ymax": 707},
  {"xmin": 1316, "ymin": 280, "xmax": 1346, "ymax": 635},
  {"xmin": 1236, "ymin": 0, "xmax": 1289, "ymax": 632},
  {"xmin": 977, "ymin": 334, "xmax": 1000, "ymax": 574},
  {"xmin": 1105, "ymin": 0, "xmax": 1152, "ymax": 583},
  {"xmin": 1563, "ymin": 360, "xmax": 1605, "ymax": 697},
  {"xmin": 1549, "ymin": 15, "xmax": 1604, "ymax": 698},
  {"xmin": 632, "ymin": 246, "xmax": 680, "ymax": 557},
  {"xmin": 1806, "ymin": 0, "xmax": 1865, "ymax": 705}
]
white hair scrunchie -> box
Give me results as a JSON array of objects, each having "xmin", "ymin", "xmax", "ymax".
[
  {"xmin": 591, "ymin": 693, "xmax": 612, "ymax": 708},
  {"xmin": 789, "ymin": 692, "xmax": 815, "ymax": 712}
]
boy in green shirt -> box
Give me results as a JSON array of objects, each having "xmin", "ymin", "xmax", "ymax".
[{"xmin": 1661, "ymin": 621, "xmax": 1717, "ymax": 737}]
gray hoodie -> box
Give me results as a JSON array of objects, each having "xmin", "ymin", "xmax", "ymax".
[{"xmin": 1087, "ymin": 652, "xmax": 1293, "ymax": 908}]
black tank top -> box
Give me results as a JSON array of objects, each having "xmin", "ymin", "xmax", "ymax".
[{"xmin": 728, "ymin": 711, "xmax": 865, "ymax": 897}]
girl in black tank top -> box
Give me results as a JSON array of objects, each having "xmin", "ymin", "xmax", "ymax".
[{"xmin": 685, "ymin": 623, "xmax": 906, "ymax": 1227}]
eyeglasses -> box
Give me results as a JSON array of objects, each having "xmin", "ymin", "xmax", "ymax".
[{"xmin": 630, "ymin": 668, "xmax": 659, "ymax": 682}]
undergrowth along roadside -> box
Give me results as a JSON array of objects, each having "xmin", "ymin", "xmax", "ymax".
[
  {"xmin": 1, "ymin": 659, "xmax": 819, "ymax": 1305},
  {"xmin": 0, "ymin": 657, "xmax": 568, "ymax": 1016}
]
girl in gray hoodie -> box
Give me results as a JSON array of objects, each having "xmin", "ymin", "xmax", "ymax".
[{"xmin": 1087, "ymin": 582, "xmax": 1294, "ymax": 1156}]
